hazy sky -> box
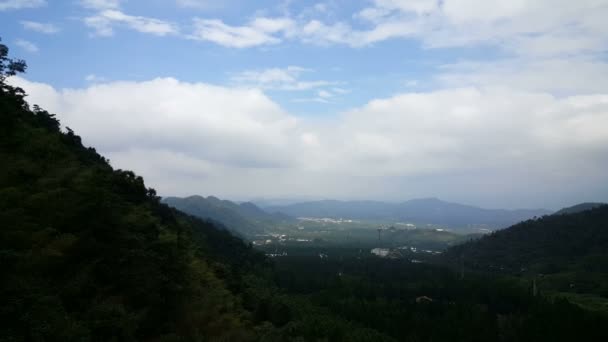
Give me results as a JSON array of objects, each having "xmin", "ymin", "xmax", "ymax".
[{"xmin": 2, "ymin": 0, "xmax": 608, "ymax": 209}]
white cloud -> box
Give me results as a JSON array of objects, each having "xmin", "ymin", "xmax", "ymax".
[
  {"xmin": 176, "ymin": 0, "xmax": 215, "ymax": 10},
  {"xmin": 181, "ymin": 2, "xmax": 419, "ymax": 48},
  {"xmin": 73, "ymin": 0, "xmax": 608, "ymax": 60},
  {"xmin": 65, "ymin": 0, "xmax": 602, "ymax": 71},
  {"xmin": 20, "ymin": 20, "xmax": 60, "ymax": 34},
  {"xmin": 184, "ymin": 0, "xmax": 608, "ymax": 58},
  {"xmin": 80, "ymin": 0, "xmax": 120, "ymax": 10},
  {"xmin": 11, "ymin": 77, "xmax": 300, "ymax": 171},
  {"xmin": 84, "ymin": 74, "xmax": 106, "ymax": 83},
  {"xmin": 370, "ymin": 0, "xmax": 437, "ymax": 15},
  {"xmin": 189, "ymin": 17, "xmax": 295, "ymax": 48},
  {"xmin": 355, "ymin": 0, "xmax": 608, "ymax": 56},
  {"xmin": 0, "ymin": 0, "xmax": 45, "ymax": 11},
  {"xmin": 331, "ymin": 87, "xmax": 608, "ymax": 175},
  {"xmin": 176, "ymin": 0, "xmax": 204, "ymax": 8},
  {"xmin": 317, "ymin": 90, "xmax": 332, "ymax": 98},
  {"xmin": 231, "ymin": 66, "xmax": 336, "ymax": 91},
  {"xmin": 313, "ymin": 3, "xmax": 328, "ymax": 13},
  {"xmin": 404, "ymin": 80, "xmax": 419, "ymax": 87},
  {"xmin": 331, "ymin": 87, "xmax": 350, "ymax": 94},
  {"xmin": 237, "ymin": 66, "xmax": 308, "ymax": 84},
  {"xmin": 1, "ymin": 1, "xmax": 604, "ymax": 207},
  {"xmin": 84, "ymin": 9, "xmax": 178, "ymax": 37},
  {"xmin": 79, "ymin": 0, "xmax": 177, "ymax": 37},
  {"xmin": 9, "ymin": 76, "xmax": 608, "ymax": 207},
  {"xmin": 292, "ymin": 97, "xmax": 329, "ymax": 103},
  {"xmin": 438, "ymin": 56, "xmax": 608, "ymax": 95},
  {"xmin": 176, "ymin": 0, "xmax": 227, "ymax": 10},
  {"xmin": 15, "ymin": 38, "xmax": 39, "ymax": 52}
]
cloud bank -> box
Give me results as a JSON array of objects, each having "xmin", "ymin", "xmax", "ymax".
[
  {"xmin": 5, "ymin": 0, "xmax": 607, "ymax": 208},
  {"xmin": 10, "ymin": 75, "xmax": 608, "ymax": 208}
]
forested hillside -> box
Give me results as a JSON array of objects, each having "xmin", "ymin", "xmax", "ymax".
[
  {"xmin": 163, "ymin": 195, "xmax": 292, "ymax": 236},
  {"xmin": 446, "ymin": 205, "xmax": 608, "ymax": 273},
  {"xmin": 445, "ymin": 205, "xmax": 608, "ymax": 306},
  {"xmin": 0, "ymin": 41, "xmax": 270, "ymax": 340}
]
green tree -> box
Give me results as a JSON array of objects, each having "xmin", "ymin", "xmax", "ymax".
[{"xmin": 0, "ymin": 37, "xmax": 26, "ymax": 84}]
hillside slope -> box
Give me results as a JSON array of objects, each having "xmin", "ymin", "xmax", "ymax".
[
  {"xmin": 445, "ymin": 205, "xmax": 608, "ymax": 299},
  {"xmin": 163, "ymin": 195, "xmax": 292, "ymax": 236},
  {"xmin": 1, "ymin": 54, "xmax": 269, "ymax": 341},
  {"xmin": 554, "ymin": 202, "xmax": 606, "ymax": 215},
  {"xmin": 445, "ymin": 205, "xmax": 608, "ymax": 270}
]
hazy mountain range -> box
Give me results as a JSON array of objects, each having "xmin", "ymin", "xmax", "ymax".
[
  {"xmin": 262, "ymin": 198, "xmax": 552, "ymax": 230},
  {"xmin": 165, "ymin": 196, "xmax": 606, "ymax": 235}
]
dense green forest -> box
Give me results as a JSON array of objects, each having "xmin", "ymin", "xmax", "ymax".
[
  {"xmin": 2, "ymin": 39, "xmax": 608, "ymax": 341},
  {"xmin": 446, "ymin": 205, "xmax": 608, "ymax": 275},
  {"xmin": 444, "ymin": 205, "xmax": 608, "ymax": 310}
]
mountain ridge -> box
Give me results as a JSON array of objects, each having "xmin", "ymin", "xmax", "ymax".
[
  {"xmin": 263, "ymin": 198, "xmax": 551, "ymax": 230},
  {"xmin": 163, "ymin": 195, "xmax": 293, "ymax": 236},
  {"xmin": 554, "ymin": 202, "xmax": 606, "ymax": 215}
]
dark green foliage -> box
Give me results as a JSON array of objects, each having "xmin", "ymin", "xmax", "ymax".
[
  {"xmin": 444, "ymin": 205, "xmax": 608, "ymax": 306},
  {"xmin": 261, "ymin": 255, "xmax": 608, "ymax": 342},
  {"xmin": 0, "ymin": 38, "xmax": 27, "ymax": 83},
  {"xmin": 445, "ymin": 205, "xmax": 608, "ymax": 274}
]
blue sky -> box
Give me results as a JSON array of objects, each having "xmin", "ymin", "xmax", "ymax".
[
  {"xmin": 1, "ymin": 0, "xmax": 503, "ymax": 114},
  {"xmin": 2, "ymin": 0, "xmax": 608, "ymax": 209}
]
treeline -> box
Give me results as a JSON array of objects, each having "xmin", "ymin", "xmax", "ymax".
[{"xmin": 263, "ymin": 255, "xmax": 608, "ymax": 341}]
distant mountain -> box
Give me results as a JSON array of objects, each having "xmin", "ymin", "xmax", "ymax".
[
  {"xmin": 163, "ymin": 195, "xmax": 292, "ymax": 236},
  {"xmin": 250, "ymin": 197, "xmax": 322, "ymax": 208},
  {"xmin": 264, "ymin": 198, "xmax": 551, "ymax": 230},
  {"xmin": 554, "ymin": 202, "xmax": 606, "ymax": 215}
]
